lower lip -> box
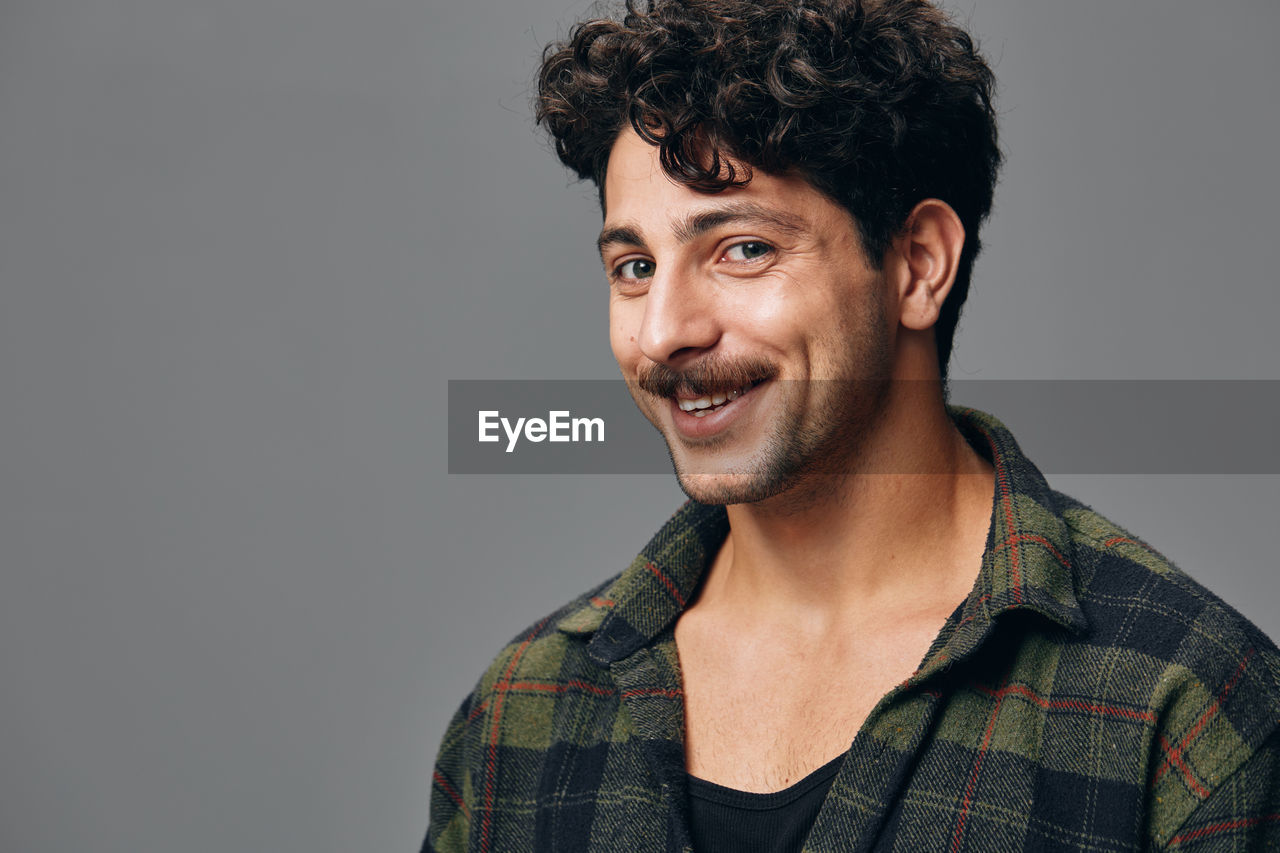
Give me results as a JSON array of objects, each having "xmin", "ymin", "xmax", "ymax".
[{"xmin": 668, "ymin": 382, "xmax": 765, "ymax": 440}]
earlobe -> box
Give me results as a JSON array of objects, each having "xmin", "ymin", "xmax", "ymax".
[{"xmin": 896, "ymin": 199, "xmax": 965, "ymax": 331}]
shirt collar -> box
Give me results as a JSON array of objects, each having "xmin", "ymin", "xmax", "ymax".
[{"xmin": 558, "ymin": 406, "xmax": 1088, "ymax": 665}]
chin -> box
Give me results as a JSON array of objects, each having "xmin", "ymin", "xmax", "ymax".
[
  {"xmin": 675, "ymin": 475, "xmax": 761, "ymax": 506},
  {"xmin": 670, "ymin": 456, "xmax": 799, "ymax": 506}
]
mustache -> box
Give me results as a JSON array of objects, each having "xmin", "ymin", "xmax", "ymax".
[{"xmin": 637, "ymin": 357, "xmax": 778, "ymax": 398}]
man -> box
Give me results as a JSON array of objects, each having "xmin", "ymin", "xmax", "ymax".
[{"xmin": 425, "ymin": 0, "xmax": 1280, "ymax": 850}]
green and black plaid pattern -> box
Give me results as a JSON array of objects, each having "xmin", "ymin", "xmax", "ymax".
[{"xmin": 426, "ymin": 408, "xmax": 1280, "ymax": 852}]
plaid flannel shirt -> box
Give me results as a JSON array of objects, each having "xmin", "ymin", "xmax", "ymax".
[{"xmin": 425, "ymin": 408, "xmax": 1280, "ymax": 852}]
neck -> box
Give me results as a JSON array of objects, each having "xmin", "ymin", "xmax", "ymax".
[{"xmin": 700, "ymin": 385, "xmax": 995, "ymax": 627}]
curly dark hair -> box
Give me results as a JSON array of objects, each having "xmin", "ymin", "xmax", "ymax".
[{"xmin": 536, "ymin": 0, "xmax": 1001, "ymax": 378}]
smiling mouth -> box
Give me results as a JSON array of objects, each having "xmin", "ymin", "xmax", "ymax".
[{"xmin": 673, "ymin": 379, "xmax": 766, "ymax": 417}]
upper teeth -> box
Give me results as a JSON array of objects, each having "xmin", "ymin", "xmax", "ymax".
[{"xmin": 677, "ymin": 387, "xmax": 748, "ymax": 412}]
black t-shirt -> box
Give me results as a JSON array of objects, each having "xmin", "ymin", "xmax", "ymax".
[{"xmin": 686, "ymin": 754, "xmax": 845, "ymax": 853}]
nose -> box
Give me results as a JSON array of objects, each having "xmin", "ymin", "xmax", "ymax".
[{"xmin": 636, "ymin": 267, "xmax": 723, "ymax": 366}]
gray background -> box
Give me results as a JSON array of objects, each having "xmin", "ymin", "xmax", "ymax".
[{"xmin": 1, "ymin": 0, "xmax": 1276, "ymax": 850}]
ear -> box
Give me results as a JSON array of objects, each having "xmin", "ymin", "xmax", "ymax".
[{"xmin": 888, "ymin": 199, "xmax": 966, "ymax": 332}]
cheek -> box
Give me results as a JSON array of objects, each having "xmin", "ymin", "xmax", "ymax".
[
  {"xmin": 724, "ymin": 276, "xmax": 831, "ymax": 342},
  {"xmin": 609, "ymin": 300, "xmax": 641, "ymax": 365}
]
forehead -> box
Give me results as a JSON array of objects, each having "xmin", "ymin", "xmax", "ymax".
[{"xmin": 601, "ymin": 129, "xmax": 846, "ymax": 235}]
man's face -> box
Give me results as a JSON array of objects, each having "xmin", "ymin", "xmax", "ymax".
[{"xmin": 600, "ymin": 130, "xmax": 896, "ymax": 505}]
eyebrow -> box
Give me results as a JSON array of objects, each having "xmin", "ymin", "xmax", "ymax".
[{"xmin": 596, "ymin": 202, "xmax": 810, "ymax": 261}]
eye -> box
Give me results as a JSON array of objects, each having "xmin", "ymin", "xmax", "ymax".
[
  {"xmin": 723, "ymin": 241, "xmax": 774, "ymax": 262},
  {"xmin": 615, "ymin": 258, "xmax": 655, "ymax": 281}
]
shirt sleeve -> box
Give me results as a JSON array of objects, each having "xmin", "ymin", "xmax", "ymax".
[
  {"xmin": 422, "ymin": 690, "xmax": 481, "ymax": 853},
  {"xmin": 1158, "ymin": 731, "xmax": 1280, "ymax": 850}
]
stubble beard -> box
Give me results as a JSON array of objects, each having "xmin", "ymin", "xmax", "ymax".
[
  {"xmin": 671, "ymin": 368, "xmax": 892, "ymax": 509},
  {"xmin": 632, "ymin": 300, "xmax": 894, "ymax": 508}
]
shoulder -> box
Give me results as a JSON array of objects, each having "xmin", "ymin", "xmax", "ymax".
[
  {"xmin": 1053, "ymin": 490, "xmax": 1280, "ymax": 845},
  {"xmin": 1054, "ymin": 488, "xmax": 1280, "ymax": 696},
  {"xmin": 425, "ymin": 574, "xmax": 623, "ymax": 851},
  {"xmin": 469, "ymin": 573, "xmax": 622, "ymax": 698}
]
